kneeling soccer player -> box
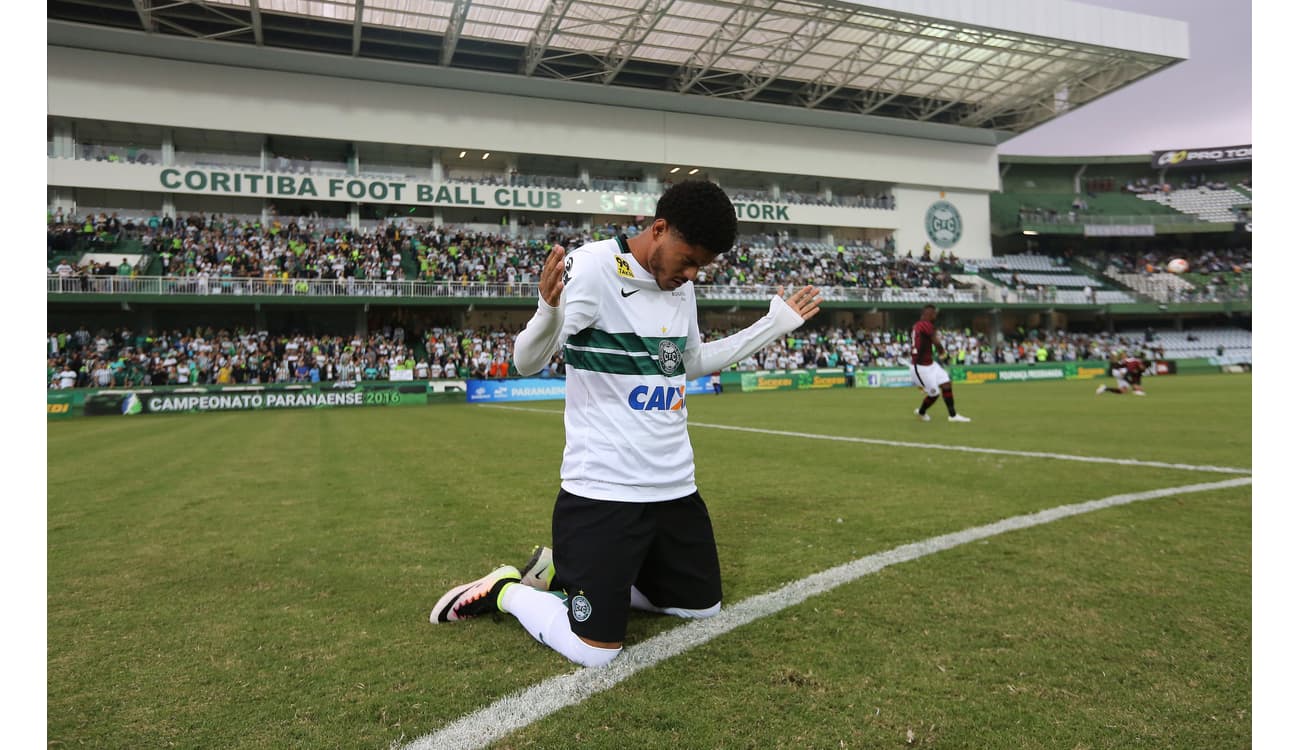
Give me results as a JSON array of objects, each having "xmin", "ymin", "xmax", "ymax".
[{"xmin": 430, "ymin": 181, "xmax": 822, "ymax": 666}]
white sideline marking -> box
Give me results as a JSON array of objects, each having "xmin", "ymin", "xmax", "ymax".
[
  {"xmin": 477, "ymin": 404, "xmax": 1251, "ymax": 475},
  {"xmin": 403, "ymin": 476, "xmax": 1252, "ymax": 750}
]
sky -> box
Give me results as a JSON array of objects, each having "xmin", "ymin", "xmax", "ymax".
[{"xmin": 999, "ymin": 0, "xmax": 1251, "ymax": 156}]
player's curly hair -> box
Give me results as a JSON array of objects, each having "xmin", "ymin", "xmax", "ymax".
[{"xmin": 654, "ymin": 181, "xmax": 737, "ymax": 256}]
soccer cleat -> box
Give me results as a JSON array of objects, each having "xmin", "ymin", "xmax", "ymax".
[
  {"xmin": 913, "ymin": 408, "xmax": 931, "ymax": 422},
  {"xmin": 948, "ymin": 414, "xmax": 972, "ymax": 422},
  {"xmin": 1096, "ymin": 384, "xmax": 1107, "ymax": 395},
  {"xmin": 430, "ymin": 565, "xmax": 521, "ymax": 623},
  {"xmin": 1134, "ymin": 390, "xmax": 1146, "ymax": 397},
  {"xmin": 519, "ymin": 545, "xmax": 557, "ymax": 591}
]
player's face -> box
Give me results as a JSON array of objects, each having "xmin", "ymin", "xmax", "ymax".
[{"xmin": 645, "ymin": 221, "xmax": 718, "ymax": 291}]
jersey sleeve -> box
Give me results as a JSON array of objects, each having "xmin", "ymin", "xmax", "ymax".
[
  {"xmin": 558, "ymin": 250, "xmax": 600, "ymax": 340},
  {"xmin": 684, "ymin": 293, "xmax": 806, "ymax": 378},
  {"xmin": 511, "ymin": 250, "xmax": 600, "ymax": 375}
]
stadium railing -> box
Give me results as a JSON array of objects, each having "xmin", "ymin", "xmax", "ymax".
[{"xmin": 46, "ymin": 275, "xmax": 990, "ymax": 303}]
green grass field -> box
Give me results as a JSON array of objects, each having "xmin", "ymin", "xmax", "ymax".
[{"xmin": 47, "ymin": 375, "xmax": 1252, "ymax": 749}]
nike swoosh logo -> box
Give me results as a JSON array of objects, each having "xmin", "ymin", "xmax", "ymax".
[{"xmin": 620, "ymin": 288, "xmax": 640, "ymax": 297}]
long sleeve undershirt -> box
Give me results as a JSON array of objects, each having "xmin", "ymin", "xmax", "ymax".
[
  {"xmin": 684, "ymin": 294, "xmax": 805, "ymax": 378},
  {"xmin": 512, "ymin": 298, "xmax": 564, "ymax": 376}
]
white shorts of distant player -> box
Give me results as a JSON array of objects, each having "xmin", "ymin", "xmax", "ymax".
[
  {"xmin": 910, "ymin": 362, "xmax": 951, "ymax": 397},
  {"xmin": 1111, "ymin": 368, "xmax": 1131, "ymax": 391}
]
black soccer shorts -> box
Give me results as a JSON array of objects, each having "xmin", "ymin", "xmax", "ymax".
[{"xmin": 551, "ymin": 488, "xmax": 723, "ymax": 643}]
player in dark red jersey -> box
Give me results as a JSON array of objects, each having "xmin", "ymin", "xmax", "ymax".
[
  {"xmin": 910, "ymin": 304, "xmax": 971, "ymax": 422},
  {"xmin": 1096, "ymin": 350, "xmax": 1148, "ymax": 396}
]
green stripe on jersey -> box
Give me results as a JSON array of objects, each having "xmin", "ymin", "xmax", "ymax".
[
  {"xmin": 564, "ymin": 328, "xmax": 688, "ymax": 376},
  {"xmin": 563, "ymin": 345, "xmax": 662, "ymax": 376},
  {"xmin": 567, "ymin": 329, "xmax": 686, "ymax": 357}
]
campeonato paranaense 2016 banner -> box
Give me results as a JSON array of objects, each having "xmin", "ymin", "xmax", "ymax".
[{"xmin": 74, "ymin": 381, "xmax": 441, "ymax": 417}]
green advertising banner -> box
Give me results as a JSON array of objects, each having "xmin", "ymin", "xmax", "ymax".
[
  {"xmin": 52, "ymin": 381, "xmax": 458, "ymax": 418},
  {"xmin": 46, "ymin": 390, "xmax": 86, "ymax": 419},
  {"xmin": 946, "ymin": 360, "xmax": 1113, "ymax": 385},
  {"xmin": 738, "ymin": 368, "xmax": 846, "ymax": 392}
]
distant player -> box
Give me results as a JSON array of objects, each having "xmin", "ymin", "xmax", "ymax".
[
  {"xmin": 1096, "ymin": 350, "xmax": 1148, "ymax": 396},
  {"xmin": 910, "ymin": 304, "xmax": 970, "ymax": 422}
]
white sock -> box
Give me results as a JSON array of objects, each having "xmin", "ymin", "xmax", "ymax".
[
  {"xmin": 630, "ymin": 586, "xmax": 721, "ymax": 619},
  {"xmin": 501, "ymin": 584, "xmax": 621, "ymax": 668}
]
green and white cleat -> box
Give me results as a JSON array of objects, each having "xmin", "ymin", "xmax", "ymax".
[{"xmin": 519, "ymin": 545, "xmax": 557, "ymax": 591}]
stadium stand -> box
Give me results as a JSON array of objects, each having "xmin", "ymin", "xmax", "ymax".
[
  {"xmin": 990, "ymin": 273, "xmax": 1097, "ymax": 288},
  {"xmin": 48, "ymin": 211, "xmax": 990, "ymax": 301},
  {"xmin": 1101, "ymin": 267, "xmax": 1197, "ymax": 303},
  {"xmin": 1115, "ymin": 327, "xmax": 1252, "ymax": 362},
  {"xmin": 53, "ymin": 319, "xmax": 1248, "ymax": 392},
  {"xmin": 1135, "ymin": 187, "xmax": 1251, "ymax": 223},
  {"xmin": 993, "ymin": 191, "xmax": 1184, "ymax": 231},
  {"xmin": 1074, "ymin": 248, "xmax": 1252, "ymax": 303},
  {"xmin": 969, "ymin": 254, "xmax": 1069, "ymax": 272}
]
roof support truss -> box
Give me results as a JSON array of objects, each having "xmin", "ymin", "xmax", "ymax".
[
  {"xmin": 132, "ymin": 0, "xmax": 153, "ymax": 32},
  {"xmin": 351, "ymin": 0, "xmax": 363, "ymax": 55},
  {"xmin": 52, "ymin": 0, "xmax": 1184, "ymax": 136},
  {"xmin": 675, "ymin": 0, "xmax": 779, "ymax": 95},
  {"xmin": 522, "ymin": 0, "xmax": 578, "ymax": 76},
  {"xmin": 250, "ymin": 0, "xmax": 263, "ymax": 45},
  {"xmin": 984, "ymin": 56, "xmax": 1164, "ymax": 131},
  {"xmin": 736, "ymin": 8, "xmax": 853, "ymax": 101},
  {"xmin": 795, "ymin": 16, "xmax": 914, "ymax": 108},
  {"xmin": 599, "ymin": 0, "xmax": 673, "ymax": 85},
  {"xmin": 441, "ymin": 0, "xmax": 473, "ymax": 66}
]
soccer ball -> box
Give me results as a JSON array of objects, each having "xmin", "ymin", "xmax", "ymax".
[{"xmin": 1166, "ymin": 258, "xmax": 1189, "ymax": 274}]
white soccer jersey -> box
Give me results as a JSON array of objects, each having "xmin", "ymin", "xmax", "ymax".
[
  {"xmin": 512, "ymin": 237, "xmax": 807, "ymax": 504},
  {"xmin": 557, "ymin": 237, "xmax": 699, "ymax": 502}
]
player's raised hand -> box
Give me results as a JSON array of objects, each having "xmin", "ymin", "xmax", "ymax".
[
  {"xmin": 777, "ymin": 285, "xmax": 823, "ymax": 321},
  {"xmin": 538, "ymin": 244, "xmax": 565, "ymax": 306}
]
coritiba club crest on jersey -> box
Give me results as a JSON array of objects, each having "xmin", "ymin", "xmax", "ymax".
[
  {"xmin": 925, "ymin": 200, "xmax": 962, "ymax": 249},
  {"xmin": 657, "ymin": 340, "xmax": 682, "ymax": 376}
]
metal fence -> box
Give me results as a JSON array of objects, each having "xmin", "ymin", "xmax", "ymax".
[
  {"xmin": 1024, "ymin": 213, "xmax": 1204, "ymax": 227},
  {"xmin": 47, "ymin": 275, "xmax": 989, "ymax": 303}
]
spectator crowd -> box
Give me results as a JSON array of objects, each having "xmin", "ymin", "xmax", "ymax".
[
  {"xmin": 699, "ymin": 238, "xmax": 966, "ymax": 292},
  {"xmin": 1098, "ymin": 247, "xmax": 1251, "ymax": 276},
  {"xmin": 720, "ymin": 324, "xmax": 1170, "ymax": 373},
  {"xmin": 49, "ymin": 319, "xmax": 1187, "ymax": 392},
  {"xmin": 52, "ymin": 212, "xmax": 959, "ymax": 293},
  {"xmin": 45, "ymin": 323, "xmax": 561, "ymax": 391}
]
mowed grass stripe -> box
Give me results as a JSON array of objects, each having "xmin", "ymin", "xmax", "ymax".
[
  {"xmin": 507, "ymin": 483, "xmax": 1252, "ymax": 749},
  {"xmin": 46, "ymin": 377, "xmax": 1251, "ymax": 748},
  {"xmin": 407, "ymin": 477, "xmax": 1251, "ymax": 750}
]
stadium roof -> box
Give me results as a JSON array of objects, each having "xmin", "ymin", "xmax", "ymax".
[{"xmin": 48, "ymin": 0, "xmax": 1187, "ymax": 144}]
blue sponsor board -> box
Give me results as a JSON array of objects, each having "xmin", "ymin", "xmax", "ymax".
[
  {"xmin": 466, "ymin": 378, "xmax": 567, "ymax": 403},
  {"xmin": 863, "ymin": 368, "xmax": 915, "ymax": 388},
  {"xmin": 466, "ymin": 376, "xmax": 714, "ymax": 403},
  {"xmin": 683, "ymin": 376, "xmax": 715, "ymax": 395}
]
